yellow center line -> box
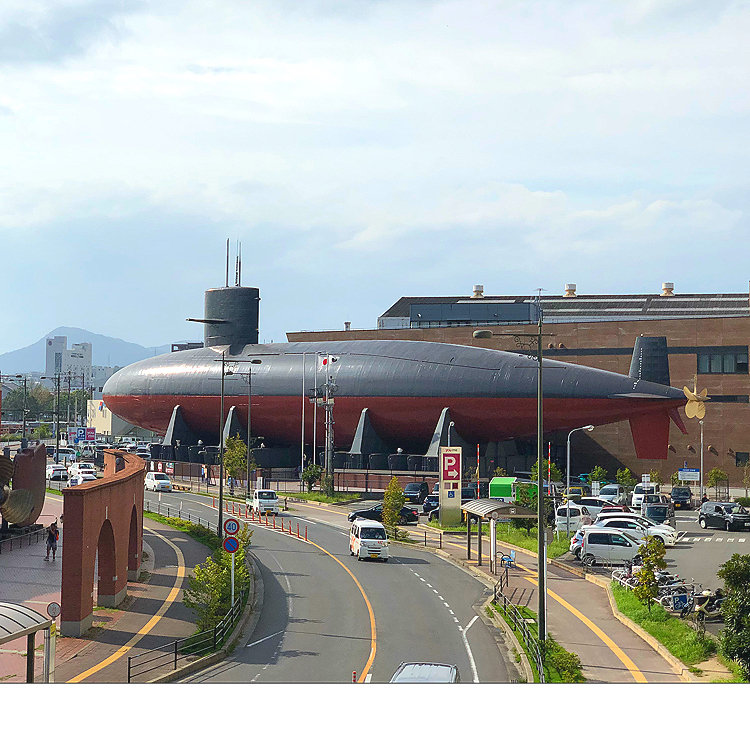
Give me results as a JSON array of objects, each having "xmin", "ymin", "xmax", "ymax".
[
  {"xmin": 441, "ymin": 537, "xmax": 647, "ymax": 683},
  {"xmin": 66, "ymin": 525, "xmax": 186, "ymax": 683}
]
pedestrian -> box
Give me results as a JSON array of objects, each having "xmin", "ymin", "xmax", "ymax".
[
  {"xmin": 45, "ymin": 521, "xmax": 59, "ymax": 561},
  {"xmin": 702, "ymin": 493, "xmax": 708, "ymax": 503}
]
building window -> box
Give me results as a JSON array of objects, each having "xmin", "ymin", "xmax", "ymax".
[
  {"xmin": 736, "ymin": 452, "xmax": 749, "ymax": 467},
  {"xmin": 697, "ymin": 348, "xmax": 749, "ymax": 374}
]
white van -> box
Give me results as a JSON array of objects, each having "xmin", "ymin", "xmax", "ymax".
[
  {"xmin": 598, "ymin": 484, "xmax": 628, "ymax": 504},
  {"xmin": 555, "ymin": 502, "xmax": 592, "ymax": 534},
  {"xmin": 580, "ymin": 527, "xmax": 643, "ymax": 567},
  {"xmin": 251, "ymin": 489, "xmax": 280, "ymax": 515},
  {"xmin": 631, "ymin": 483, "xmax": 659, "ymax": 509},
  {"xmin": 349, "ymin": 518, "xmax": 390, "ymax": 561}
]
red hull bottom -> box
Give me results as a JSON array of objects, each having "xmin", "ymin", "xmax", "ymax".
[{"xmin": 104, "ymin": 394, "xmax": 681, "ymax": 459}]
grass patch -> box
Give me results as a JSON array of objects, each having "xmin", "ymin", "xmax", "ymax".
[
  {"xmin": 610, "ymin": 582, "xmax": 717, "ymax": 666},
  {"xmin": 712, "ymin": 654, "xmax": 747, "ymax": 683},
  {"xmin": 283, "ymin": 490, "xmax": 363, "ymax": 504},
  {"xmin": 46, "ymin": 487, "xmax": 63, "ymax": 496},
  {"xmin": 143, "ymin": 511, "xmax": 221, "ymax": 554},
  {"xmin": 491, "ymin": 603, "xmax": 585, "ymax": 683},
  {"xmin": 428, "ymin": 519, "xmax": 571, "ymax": 558}
]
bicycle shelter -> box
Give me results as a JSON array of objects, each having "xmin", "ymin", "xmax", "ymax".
[{"xmin": 0, "ymin": 602, "xmax": 55, "ymax": 682}]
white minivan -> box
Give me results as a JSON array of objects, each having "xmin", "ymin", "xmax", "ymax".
[
  {"xmin": 580, "ymin": 527, "xmax": 643, "ymax": 567},
  {"xmin": 631, "ymin": 483, "xmax": 659, "ymax": 509},
  {"xmin": 349, "ymin": 518, "xmax": 390, "ymax": 561},
  {"xmin": 555, "ymin": 502, "xmax": 592, "ymax": 533},
  {"xmin": 251, "ymin": 489, "xmax": 280, "ymax": 515},
  {"xmin": 598, "ymin": 484, "xmax": 628, "ymax": 504}
]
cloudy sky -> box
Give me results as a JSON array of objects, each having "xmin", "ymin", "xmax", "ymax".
[{"xmin": 2, "ymin": 0, "xmax": 749, "ymax": 352}]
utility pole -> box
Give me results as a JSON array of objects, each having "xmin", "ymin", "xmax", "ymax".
[
  {"xmin": 21, "ymin": 375, "xmax": 28, "ymax": 441},
  {"xmin": 536, "ymin": 300, "xmax": 546, "ymax": 644},
  {"xmin": 218, "ymin": 352, "xmax": 227, "ymax": 539}
]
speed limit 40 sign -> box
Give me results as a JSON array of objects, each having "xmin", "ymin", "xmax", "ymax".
[{"xmin": 223, "ymin": 518, "xmax": 240, "ymax": 536}]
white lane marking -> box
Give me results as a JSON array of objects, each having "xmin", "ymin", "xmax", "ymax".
[
  {"xmin": 418, "ymin": 577, "xmax": 425, "ymax": 581},
  {"xmin": 288, "ymin": 516, "xmax": 317, "ymax": 525},
  {"xmin": 460, "ymin": 615, "xmax": 479, "ymax": 684},
  {"xmin": 453, "ymin": 617, "xmax": 459, "ymax": 623},
  {"xmin": 727, "ymin": 539, "xmax": 735, "ymax": 543},
  {"xmin": 716, "ymin": 538, "xmax": 723, "ymax": 542},
  {"xmin": 676, "ymin": 531, "xmax": 687, "ymax": 541},
  {"xmin": 246, "ymin": 630, "xmax": 284, "ymax": 648},
  {"xmin": 444, "ymin": 602, "xmax": 450, "ymax": 608},
  {"xmin": 740, "ymin": 539, "xmax": 746, "ymax": 543},
  {"xmin": 438, "ymin": 595, "xmax": 444, "ymax": 600},
  {"xmin": 365, "ymin": 674, "xmax": 372, "ymax": 683}
]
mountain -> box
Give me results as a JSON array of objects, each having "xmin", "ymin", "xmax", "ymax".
[{"xmin": 0, "ymin": 327, "xmax": 172, "ymax": 374}]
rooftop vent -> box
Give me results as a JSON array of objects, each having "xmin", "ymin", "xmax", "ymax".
[
  {"xmin": 661, "ymin": 282, "xmax": 675, "ymax": 296},
  {"xmin": 472, "ymin": 285, "xmax": 484, "ymax": 299},
  {"xmin": 564, "ymin": 283, "xmax": 577, "ymax": 297},
  {"xmin": 344, "ymin": 321, "xmax": 351, "ymax": 331}
]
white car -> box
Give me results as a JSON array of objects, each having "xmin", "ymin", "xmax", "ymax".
[
  {"xmin": 598, "ymin": 484, "xmax": 628, "ymax": 504},
  {"xmin": 555, "ymin": 502, "xmax": 593, "ymax": 533},
  {"xmin": 592, "ymin": 514, "xmax": 677, "ymax": 547},
  {"xmin": 46, "ymin": 463, "xmax": 68, "ymax": 481},
  {"xmin": 631, "ymin": 482, "xmax": 659, "ymax": 509},
  {"xmin": 69, "ymin": 462, "xmax": 96, "ymax": 476},
  {"xmin": 145, "ymin": 472, "xmax": 172, "ymax": 492}
]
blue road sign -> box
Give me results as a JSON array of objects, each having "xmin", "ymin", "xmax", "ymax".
[
  {"xmin": 223, "ymin": 537, "xmax": 239, "ymax": 554},
  {"xmin": 672, "ymin": 593, "xmax": 689, "ymax": 611}
]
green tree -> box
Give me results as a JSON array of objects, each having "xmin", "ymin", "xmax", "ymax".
[
  {"xmin": 633, "ymin": 536, "xmax": 667, "ymax": 613},
  {"xmin": 588, "ymin": 466, "xmax": 608, "ymax": 483},
  {"xmin": 530, "ymin": 459, "xmax": 562, "ymax": 483},
  {"xmin": 707, "ymin": 467, "xmax": 728, "ymax": 496},
  {"xmin": 670, "ymin": 471, "xmax": 684, "ymax": 487},
  {"xmin": 648, "ymin": 469, "xmax": 662, "ymax": 485},
  {"xmin": 182, "ymin": 552, "xmax": 231, "ymax": 630},
  {"xmin": 382, "ymin": 476, "xmax": 405, "ymax": 536},
  {"xmin": 224, "ymin": 435, "xmax": 254, "ymax": 495},
  {"xmin": 493, "ymin": 467, "xmax": 507, "ymax": 477},
  {"xmin": 615, "ymin": 467, "xmax": 636, "ymax": 488},
  {"xmin": 302, "ymin": 464, "xmax": 322, "ymax": 492},
  {"xmin": 717, "ymin": 554, "xmax": 750, "ymax": 679},
  {"xmin": 743, "ymin": 463, "xmax": 750, "ymax": 500}
]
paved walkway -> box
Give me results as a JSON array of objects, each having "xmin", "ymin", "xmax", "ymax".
[{"xmin": 0, "ymin": 494, "xmax": 208, "ymax": 683}]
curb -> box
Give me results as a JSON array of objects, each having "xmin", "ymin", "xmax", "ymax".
[
  {"xmin": 479, "ymin": 594, "xmax": 534, "ymax": 684},
  {"xmin": 586, "ymin": 574, "xmax": 694, "ymax": 683},
  {"xmin": 147, "ymin": 552, "xmax": 264, "ymax": 683}
]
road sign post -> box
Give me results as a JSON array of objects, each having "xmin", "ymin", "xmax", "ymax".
[
  {"xmin": 222, "ymin": 529, "xmax": 240, "ymax": 608},
  {"xmin": 439, "ymin": 446, "xmax": 462, "ymax": 527}
]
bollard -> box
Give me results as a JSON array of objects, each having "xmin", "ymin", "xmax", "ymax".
[
  {"xmin": 297, "ymin": 522, "xmax": 300, "ymax": 538},
  {"xmin": 288, "ymin": 520, "xmax": 293, "ymax": 535},
  {"xmin": 352, "ymin": 671, "xmax": 357, "ymax": 683},
  {"xmin": 212, "ymin": 498, "xmax": 215, "ymax": 509},
  {"xmin": 305, "ymin": 526, "xmax": 308, "ymax": 542},
  {"xmin": 273, "ymin": 515, "xmax": 276, "ymax": 529}
]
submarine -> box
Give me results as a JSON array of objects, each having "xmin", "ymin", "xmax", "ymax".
[{"xmin": 102, "ymin": 283, "xmax": 688, "ymax": 460}]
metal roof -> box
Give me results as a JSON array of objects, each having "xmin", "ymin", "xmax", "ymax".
[
  {"xmin": 461, "ymin": 499, "xmax": 537, "ymax": 519},
  {"xmin": 0, "ymin": 602, "xmax": 52, "ymax": 646},
  {"xmin": 380, "ymin": 293, "xmax": 750, "ymax": 323}
]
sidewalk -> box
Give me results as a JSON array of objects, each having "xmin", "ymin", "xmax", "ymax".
[{"xmin": 0, "ymin": 494, "xmax": 206, "ymax": 684}]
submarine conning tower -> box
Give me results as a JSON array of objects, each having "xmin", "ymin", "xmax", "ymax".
[{"xmin": 203, "ymin": 286, "xmax": 260, "ymax": 351}]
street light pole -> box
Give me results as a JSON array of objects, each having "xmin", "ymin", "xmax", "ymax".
[
  {"xmin": 565, "ymin": 425, "xmax": 595, "ymax": 536},
  {"xmin": 301, "ymin": 352, "xmax": 306, "ymax": 478},
  {"xmin": 448, "ymin": 421, "xmax": 454, "ymax": 448},
  {"xmin": 699, "ymin": 419, "xmax": 704, "ymax": 500},
  {"xmin": 218, "ymin": 352, "xmax": 226, "ymax": 539}
]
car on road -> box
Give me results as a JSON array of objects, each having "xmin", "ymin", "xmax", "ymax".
[
  {"xmin": 670, "ymin": 486, "xmax": 692, "ymax": 510},
  {"xmin": 250, "ymin": 489, "xmax": 280, "ymax": 515},
  {"xmin": 597, "ymin": 504, "xmax": 634, "ymax": 516},
  {"xmin": 46, "ymin": 464, "xmax": 68, "ymax": 481},
  {"xmin": 52, "ymin": 448, "xmax": 77, "ymax": 464},
  {"xmin": 348, "ymin": 503, "xmax": 419, "ymax": 525},
  {"xmin": 389, "ymin": 662, "xmax": 460, "ymax": 682},
  {"xmin": 698, "ymin": 502, "xmax": 750, "ymax": 531},
  {"xmin": 145, "ymin": 472, "xmax": 172, "ymax": 492},
  {"xmin": 565, "ymin": 485, "xmax": 592, "ymax": 500},
  {"xmin": 403, "ymin": 482, "xmax": 429, "ymax": 504},
  {"xmin": 349, "ymin": 518, "xmax": 389, "ymax": 561},
  {"xmin": 69, "ymin": 462, "xmax": 96, "ymax": 476}
]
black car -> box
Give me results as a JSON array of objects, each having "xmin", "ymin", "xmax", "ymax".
[
  {"xmin": 403, "ymin": 482, "xmax": 429, "ymax": 503},
  {"xmin": 671, "ymin": 486, "xmax": 692, "ymax": 510},
  {"xmin": 699, "ymin": 501, "xmax": 750, "ymax": 531},
  {"xmin": 348, "ymin": 504, "xmax": 419, "ymax": 525},
  {"xmin": 422, "ymin": 494, "xmax": 439, "ymax": 514}
]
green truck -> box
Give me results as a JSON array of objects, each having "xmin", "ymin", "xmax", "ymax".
[{"xmin": 489, "ymin": 476, "xmax": 538, "ymax": 501}]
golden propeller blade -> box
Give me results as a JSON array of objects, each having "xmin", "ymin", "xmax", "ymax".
[
  {"xmin": 699, "ymin": 388, "xmax": 708, "ymax": 400},
  {"xmin": 685, "ymin": 400, "xmax": 700, "ymax": 419},
  {"xmin": 683, "ymin": 385, "xmax": 694, "ymax": 399},
  {"xmin": 695, "ymin": 402, "xmax": 706, "ymax": 419}
]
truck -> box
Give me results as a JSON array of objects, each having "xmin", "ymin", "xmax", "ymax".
[{"xmin": 250, "ymin": 489, "xmax": 280, "ymax": 515}]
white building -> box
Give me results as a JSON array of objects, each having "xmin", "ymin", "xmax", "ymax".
[
  {"xmin": 45, "ymin": 336, "xmax": 92, "ymax": 387},
  {"xmin": 87, "ymin": 399, "xmax": 155, "ymax": 439}
]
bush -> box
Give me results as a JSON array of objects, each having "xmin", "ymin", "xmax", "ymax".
[
  {"xmin": 544, "ymin": 638, "xmax": 585, "ymax": 683},
  {"xmin": 301, "ymin": 464, "xmax": 322, "ymax": 492},
  {"xmin": 382, "ymin": 476, "xmax": 405, "ymax": 536}
]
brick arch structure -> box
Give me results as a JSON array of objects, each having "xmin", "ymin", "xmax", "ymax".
[{"xmin": 60, "ymin": 451, "xmax": 144, "ymax": 637}]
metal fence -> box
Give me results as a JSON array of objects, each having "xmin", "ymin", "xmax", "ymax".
[
  {"xmin": 127, "ymin": 583, "xmax": 250, "ymax": 683},
  {"xmin": 492, "ymin": 587, "xmax": 545, "ymax": 683},
  {"xmin": 0, "ymin": 526, "xmax": 47, "ymax": 555},
  {"xmin": 143, "ymin": 498, "xmax": 217, "ymax": 532}
]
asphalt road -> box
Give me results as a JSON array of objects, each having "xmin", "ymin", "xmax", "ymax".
[{"xmin": 144, "ymin": 489, "xmax": 512, "ymax": 683}]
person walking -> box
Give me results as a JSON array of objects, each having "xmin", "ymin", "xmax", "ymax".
[{"xmin": 45, "ymin": 521, "xmax": 59, "ymax": 561}]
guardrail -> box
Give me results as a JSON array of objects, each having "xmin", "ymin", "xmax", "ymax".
[
  {"xmin": 143, "ymin": 498, "xmax": 217, "ymax": 532},
  {"xmin": 492, "ymin": 587, "xmax": 545, "ymax": 683}
]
